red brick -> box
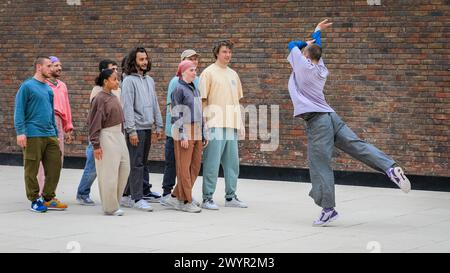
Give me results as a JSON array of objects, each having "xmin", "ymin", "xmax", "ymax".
[{"xmin": 0, "ymin": 0, "xmax": 448, "ymax": 177}]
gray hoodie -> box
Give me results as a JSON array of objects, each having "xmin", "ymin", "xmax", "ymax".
[{"xmin": 121, "ymin": 73, "xmax": 163, "ymax": 135}]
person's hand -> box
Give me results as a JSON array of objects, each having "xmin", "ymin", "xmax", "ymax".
[
  {"xmin": 156, "ymin": 131, "xmax": 163, "ymax": 141},
  {"xmin": 306, "ymin": 39, "xmax": 316, "ymax": 46},
  {"xmin": 203, "ymin": 139, "xmax": 209, "ymax": 148},
  {"xmin": 94, "ymin": 148, "xmax": 103, "ymax": 160},
  {"xmin": 151, "ymin": 131, "xmax": 164, "ymax": 144},
  {"xmin": 64, "ymin": 131, "xmax": 73, "ymax": 144},
  {"xmin": 129, "ymin": 134, "xmax": 139, "ymax": 146},
  {"xmin": 317, "ymin": 19, "xmax": 333, "ymax": 31},
  {"xmin": 181, "ymin": 140, "xmax": 189, "ymax": 149},
  {"xmin": 17, "ymin": 135, "xmax": 27, "ymax": 148}
]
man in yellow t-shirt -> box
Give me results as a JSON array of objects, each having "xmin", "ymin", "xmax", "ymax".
[{"xmin": 199, "ymin": 40, "xmax": 248, "ymax": 210}]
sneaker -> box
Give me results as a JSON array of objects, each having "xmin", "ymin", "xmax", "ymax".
[
  {"xmin": 181, "ymin": 202, "xmax": 202, "ymax": 213},
  {"xmin": 160, "ymin": 194, "xmax": 199, "ymax": 208},
  {"xmin": 192, "ymin": 197, "xmax": 201, "ymax": 207},
  {"xmin": 387, "ymin": 166, "xmax": 411, "ymax": 193},
  {"xmin": 161, "ymin": 195, "xmax": 181, "ymax": 210},
  {"xmin": 201, "ymin": 198, "xmax": 219, "ymax": 210},
  {"xmin": 105, "ymin": 209, "xmax": 124, "ymax": 216},
  {"xmin": 120, "ymin": 196, "xmax": 134, "ymax": 208},
  {"xmin": 225, "ymin": 197, "xmax": 248, "ymax": 208},
  {"xmin": 76, "ymin": 195, "xmax": 95, "ymax": 206},
  {"xmin": 43, "ymin": 198, "xmax": 68, "ymax": 210},
  {"xmin": 30, "ymin": 197, "xmax": 47, "ymax": 213},
  {"xmin": 313, "ymin": 208, "xmax": 339, "ymax": 227},
  {"xmin": 160, "ymin": 194, "xmax": 171, "ymax": 206},
  {"xmin": 143, "ymin": 191, "xmax": 162, "ymax": 203},
  {"xmin": 133, "ymin": 199, "xmax": 153, "ymax": 212}
]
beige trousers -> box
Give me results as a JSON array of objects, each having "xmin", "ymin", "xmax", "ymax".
[{"xmin": 94, "ymin": 124, "xmax": 130, "ymax": 214}]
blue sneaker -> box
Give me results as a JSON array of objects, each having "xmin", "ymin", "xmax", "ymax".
[
  {"xmin": 313, "ymin": 208, "xmax": 339, "ymax": 227},
  {"xmin": 30, "ymin": 197, "xmax": 47, "ymax": 213},
  {"xmin": 143, "ymin": 191, "xmax": 161, "ymax": 203}
]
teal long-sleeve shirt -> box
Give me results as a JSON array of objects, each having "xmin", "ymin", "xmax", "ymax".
[{"xmin": 14, "ymin": 77, "xmax": 58, "ymax": 137}]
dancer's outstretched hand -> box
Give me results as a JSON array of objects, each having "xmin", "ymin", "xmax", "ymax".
[{"xmin": 317, "ymin": 19, "xmax": 333, "ymax": 30}]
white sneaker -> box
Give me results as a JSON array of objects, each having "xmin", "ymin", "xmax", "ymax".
[
  {"xmin": 181, "ymin": 202, "xmax": 201, "ymax": 213},
  {"xmin": 120, "ymin": 196, "xmax": 134, "ymax": 208},
  {"xmin": 192, "ymin": 197, "xmax": 201, "ymax": 207},
  {"xmin": 201, "ymin": 199, "xmax": 219, "ymax": 210},
  {"xmin": 105, "ymin": 209, "xmax": 124, "ymax": 216},
  {"xmin": 113, "ymin": 209, "xmax": 124, "ymax": 216},
  {"xmin": 313, "ymin": 209, "xmax": 339, "ymax": 227},
  {"xmin": 387, "ymin": 166, "xmax": 411, "ymax": 193},
  {"xmin": 225, "ymin": 197, "xmax": 248, "ymax": 208},
  {"xmin": 161, "ymin": 195, "xmax": 199, "ymax": 208},
  {"xmin": 160, "ymin": 194, "xmax": 171, "ymax": 206},
  {"xmin": 133, "ymin": 199, "xmax": 153, "ymax": 212},
  {"xmin": 161, "ymin": 195, "xmax": 181, "ymax": 210}
]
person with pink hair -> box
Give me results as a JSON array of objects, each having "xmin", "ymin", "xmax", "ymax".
[{"xmin": 163, "ymin": 60, "xmax": 208, "ymax": 213}]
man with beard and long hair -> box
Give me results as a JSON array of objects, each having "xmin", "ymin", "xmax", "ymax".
[
  {"xmin": 35, "ymin": 56, "xmax": 71, "ymax": 210},
  {"xmin": 120, "ymin": 47, "xmax": 164, "ymax": 212},
  {"xmin": 14, "ymin": 56, "xmax": 66, "ymax": 213}
]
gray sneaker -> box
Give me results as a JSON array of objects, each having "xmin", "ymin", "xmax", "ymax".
[
  {"xmin": 120, "ymin": 196, "xmax": 133, "ymax": 208},
  {"xmin": 225, "ymin": 197, "xmax": 248, "ymax": 208},
  {"xmin": 201, "ymin": 199, "xmax": 219, "ymax": 210},
  {"xmin": 181, "ymin": 202, "xmax": 201, "ymax": 213},
  {"xmin": 133, "ymin": 199, "xmax": 153, "ymax": 212},
  {"xmin": 161, "ymin": 195, "xmax": 181, "ymax": 210},
  {"xmin": 76, "ymin": 195, "xmax": 95, "ymax": 206}
]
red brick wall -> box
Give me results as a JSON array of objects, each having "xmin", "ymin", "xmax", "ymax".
[{"xmin": 0, "ymin": 0, "xmax": 448, "ymax": 177}]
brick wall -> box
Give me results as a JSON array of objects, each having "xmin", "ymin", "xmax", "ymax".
[{"xmin": 0, "ymin": 0, "xmax": 448, "ymax": 177}]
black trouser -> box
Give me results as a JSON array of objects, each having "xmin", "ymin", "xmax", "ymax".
[
  {"xmin": 162, "ymin": 136, "xmax": 176, "ymax": 196},
  {"xmin": 124, "ymin": 130, "xmax": 152, "ymax": 201},
  {"xmin": 143, "ymin": 164, "xmax": 153, "ymax": 195}
]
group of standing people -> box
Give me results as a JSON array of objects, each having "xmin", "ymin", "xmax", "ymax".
[
  {"xmin": 14, "ymin": 40, "xmax": 248, "ymax": 216},
  {"xmin": 14, "ymin": 20, "xmax": 411, "ymax": 226}
]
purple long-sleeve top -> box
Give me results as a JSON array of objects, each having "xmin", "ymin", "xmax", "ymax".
[{"xmin": 287, "ymin": 43, "xmax": 334, "ymax": 116}]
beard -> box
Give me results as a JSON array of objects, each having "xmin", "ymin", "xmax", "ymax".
[
  {"xmin": 51, "ymin": 70, "xmax": 61, "ymax": 78},
  {"xmin": 138, "ymin": 64, "xmax": 148, "ymax": 72},
  {"xmin": 42, "ymin": 71, "xmax": 52, "ymax": 79}
]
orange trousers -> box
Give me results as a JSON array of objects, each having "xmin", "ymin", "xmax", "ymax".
[{"xmin": 173, "ymin": 123, "xmax": 203, "ymax": 203}]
